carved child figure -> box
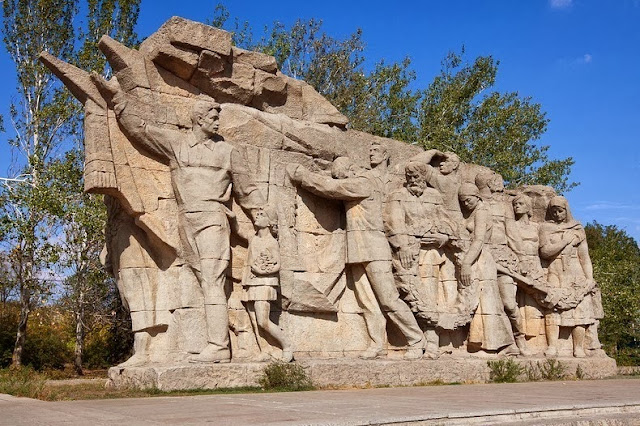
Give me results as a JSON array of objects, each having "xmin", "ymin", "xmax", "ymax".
[{"xmin": 242, "ymin": 207, "xmax": 293, "ymax": 362}]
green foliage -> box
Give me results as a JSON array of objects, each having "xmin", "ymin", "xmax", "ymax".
[
  {"xmin": 212, "ymin": 5, "xmax": 421, "ymax": 143},
  {"xmin": 585, "ymin": 222, "xmax": 640, "ymax": 366},
  {"xmin": 417, "ymin": 49, "xmax": 575, "ymax": 193},
  {"xmin": 23, "ymin": 324, "xmax": 72, "ymax": 370},
  {"xmin": 524, "ymin": 362, "xmax": 541, "ymax": 381},
  {"xmin": 575, "ymin": 364, "xmax": 584, "ymax": 380},
  {"xmin": 0, "ymin": 366, "xmax": 49, "ymax": 399},
  {"xmin": 487, "ymin": 358, "xmax": 523, "ymax": 383},
  {"xmin": 0, "ymin": 307, "xmax": 19, "ymax": 367},
  {"xmin": 0, "ymin": 0, "xmax": 140, "ymax": 368},
  {"xmin": 525, "ymin": 359, "xmax": 568, "ymax": 381},
  {"xmin": 538, "ymin": 359, "xmax": 567, "ymax": 380},
  {"xmin": 258, "ymin": 361, "xmax": 313, "ymax": 391},
  {"xmin": 0, "ymin": 303, "xmax": 72, "ymax": 370},
  {"xmin": 211, "ymin": 5, "xmax": 574, "ymax": 193},
  {"xmin": 0, "ymin": 301, "xmax": 131, "ymax": 371}
]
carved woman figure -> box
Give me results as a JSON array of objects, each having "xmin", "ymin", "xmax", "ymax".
[
  {"xmin": 242, "ymin": 206, "xmax": 293, "ymax": 362},
  {"xmin": 538, "ymin": 196, "xmax": 603, "ymax": 357},
  {"xmin": 457, "ymin": 183, "xmax": 515, "ymax": 354},
  {"xmin": 476, "ymin": 172, "xmax": 529, "ymax": 356}
]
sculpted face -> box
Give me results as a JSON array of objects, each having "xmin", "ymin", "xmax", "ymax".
[
  {"xmin": 513, "ymin": 198, "xmax": 530, "ymax": 216},
  {"xmin": 439, "ymin": 158, "xmax": 457, "ymax": 175},
  {"xmin": 550, "ymin": 205, "xmax": 567, "ymax": 223},
  {"xmin": 198, "ymin": 105, "xmax": 220, "ymax": 137},
  {"xmin": 369, "ymin": 144, "xmax": 388, "ymax": 167},
  {"xmin": 460, "ymin": 195, "xmax": 479, "ymax": 212},
  {"xmin": 488, "ymin": 175, "xmax": 505, "ymax": 192},
  {"xmin": 406, "ymin": 169, "xmax": 427, "ymax": 196},
  {"xmin": 253, "ymin": 209, "xmax": 270, "ymax": 229}
]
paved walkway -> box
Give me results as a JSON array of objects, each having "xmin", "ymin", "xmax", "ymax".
[{"xmin": 2, "ymin": 378, "xmax": 639, "ymax": 425}]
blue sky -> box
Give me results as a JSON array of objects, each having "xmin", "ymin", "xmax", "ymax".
[{"xmin": 1, "ymin": 0, "xmax": 639, "ymax": 242}]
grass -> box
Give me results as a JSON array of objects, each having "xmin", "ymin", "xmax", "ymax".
[
  {"xmin": 488, "ymin": 358, "xmax": 570, "ymax": 383},
  {"xmin": 40, "ymin": 382, "xmax": 267, "ymax": 401},
  {"xmin": 525, "ymin": 359, "xmax": 568, "ymax": 381},
  {"xmin": 0, "ymin": 361, "xmax": 316, "ymax": 401},
  {"xmin": 487, "ymin": 358, "xmax": 524, "ymax": 383},
  {"xmin": 0, "ymin": 366, "xmax": 50, "ymax": 399},
  {"xmin": 258, "ymin": 361, "xmax": 313, "ymax": 391}
]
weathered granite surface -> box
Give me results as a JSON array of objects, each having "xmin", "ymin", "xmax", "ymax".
[
  {"xmin": 42, "ymin": 16, "xmax": 613, "ymax": 388},
  {"xmin": 107, "ymin": 356, "xmax": 617, "ymax": 390}
]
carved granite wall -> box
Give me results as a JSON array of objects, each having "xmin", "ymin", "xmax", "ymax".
[{"xmin": 42, "ymin": 17, "xmax": 606, "ymax": 366}]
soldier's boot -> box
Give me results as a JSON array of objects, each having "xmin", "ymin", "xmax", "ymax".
[
  {"xmin": 189, "ymin": 305, "xmax": 231, "ymax": 363},
  {"xmin": 515, "ymin": 335, "xmax": 533, "ymax": 357}
]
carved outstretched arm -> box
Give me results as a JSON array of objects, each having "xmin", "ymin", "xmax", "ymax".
[
  {"xmin": 410, "ymin": 149, "xmax": 442, "ymax": 165},
  {"xmin": 288, "ymin": 165, "xmax": 370, "ymax": 201},
  {"xmin": 92, "ymin": 73, "xmax": 176, "ymax": 160},
  {"xmin": 230, "ymin": 148, "xmax": 266, "ymax": 211}
]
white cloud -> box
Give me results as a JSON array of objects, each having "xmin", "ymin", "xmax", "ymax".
[
  {"xmin": 583, "ymin": 201, "xmax": 640, "ymax": 211},
  {"xmin": 557, "ymin": 53, "xmax": 593, "ymax": 67},
  {"xmin": 550, "ymin": 0, "xmax": 573, "ymax": 9}
]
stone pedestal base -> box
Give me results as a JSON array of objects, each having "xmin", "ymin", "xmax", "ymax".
[{"xmin": 107, "ymin": 356, "xmax": 617, "ymax": 391}]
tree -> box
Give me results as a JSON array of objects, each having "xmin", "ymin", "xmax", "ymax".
[
  {"xmin": 0, "ymin": 0, "xmax": 139, "ymax": 368},
  {"xmin": 210, "ymin": 5, "xmax": 575, "ymax": 193},
  {"xmin": 417, "ymin": 49, "xmax": 576, "ymax": 193},
  {"xmin": 212, "ymin": 6, "xmax": 421, "ymax": 143},
  {"xmin": 60, "ymin": 0, "xmax": 140, "ymax": 376},
  {"xmin": 585, "ymin": 222, "xmax": 640, "ymax": 365},
  {"xmin": 1, "ymin": 0, "xmax": 77, "ymax": 367},
  {"xmin": 48, "ymin": 150, "xmax": 109, "ymax": 374}
]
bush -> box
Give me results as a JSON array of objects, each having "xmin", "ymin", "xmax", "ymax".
[
  {"xmin": 538, "ymin": 359, "xmax": 567, "ymax": 380},
  {"xmin": 525, "ymin": 359, "xmax": 567, "ymax": 381},
  {"xmin": 487, "ymin": 359, "xmax": 523, "ymax": 383},
  {"xmin": 21, "ymin": 308, "xmax": 73, "ymax": 370},
  {"xmin": 258, "ymin": 361, "xmax": 313, "ymax": 391}
]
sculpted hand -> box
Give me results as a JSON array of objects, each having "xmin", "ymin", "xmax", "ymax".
[
  {"xmin": 91, "ymin": 72, "xmax": 126, "ymax": 111},
  {"xmin": 286, "ymin": 164, "xmax": 301, "ymax": 183},
  {"xmin": 460, "ymin": 263, "xmax": 472, "ymax": 287},
  {"xmin": 398, "ymin": 248, "xmax": 415, "ymax": 269},
  {"xmin": 571, "ymin": 235, "xmax": 581, "ymax": 246},
  {"xmin": 422, "ymin": 233, "xmax": 448, "ymax": 247}
]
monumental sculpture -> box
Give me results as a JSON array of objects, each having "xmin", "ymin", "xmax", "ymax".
[{"xmin": 41, "ymin": 17, "xmax": 611, "ymax": 387}]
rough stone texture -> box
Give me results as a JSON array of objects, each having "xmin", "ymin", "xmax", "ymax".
[
  {"xmin": 107, "ymin": 363, "xmax": 264, "ymax": 390},
  {"xmin": 232, "ymin": 46, "xmax": 278, "ymax": 73},
  {"xmin": 42, "ymin": 16, "xmax": 615, "ymax": 388},
  {"xmin": 106, "ymin": 356, "xmax": 617, "ymax": 390}
]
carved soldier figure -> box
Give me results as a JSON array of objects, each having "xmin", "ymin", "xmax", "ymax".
[
  {"xmin": 95, "ymin": 78, "xmax": 265, "ymax": 363},
  {"xmin": 287, "ymin": 153, "xmax": 424, "ymax": 360},
  {"xmin": 385, "ymin": 161, "xmax": 458, "ymax": 358},
  {"xmin": 409, "ymin": 149, "xmax": 463, "ymax": 219},
  {"xmin": 506, "ymin": 194, "xmax": 546, "ymax": 353}
]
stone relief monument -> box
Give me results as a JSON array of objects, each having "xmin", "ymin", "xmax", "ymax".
[{"xmin": 41, "ymin": 17, "xmax": 613, "ymax": 388}]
